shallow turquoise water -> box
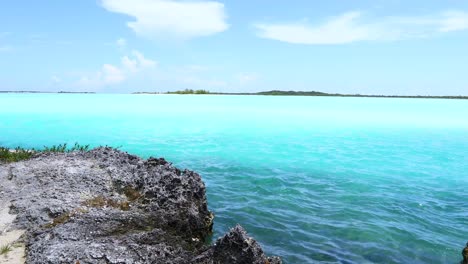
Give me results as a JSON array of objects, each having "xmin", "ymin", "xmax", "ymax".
[{"xmin": 1, "ymin": 94, "xmax": 467, "ymax": 263}]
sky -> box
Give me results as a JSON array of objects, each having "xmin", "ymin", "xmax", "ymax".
[{"xmin": 1, "ymin": 0, "xmax": 468, "ymax": 95}]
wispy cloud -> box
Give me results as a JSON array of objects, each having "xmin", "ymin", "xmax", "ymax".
[
  {"xmin": 438, "ymin": 11, "xmax": 468, "ymax": 32},
  {"xmin": 255, "ymin": 10, "xmax": 468, "ymax": 44},
  {"xmin": 237, "ymin": 73, "xmax": 259, "ymax": 85},
  {"xmin": 116, "ymin": 38, "xmax": 127, "ymax": 49},
  {"xmin": 0, "ymin": 32, "xmax": 13, "ymax": 52},
  {"xmin": 101, "ymin": 0, "xmax": 229, "ymax": 39},
  {"xmin": 0, "ymin": 45, "xmax": 13, "ymax": 52},
  {"xmin": 76, "ymin": 50, "xmax": 157, "ymax": 89},
  {"xmin": 51, "ymin": 75, "xmax": 62, "ymax": 84},
  {"xmin": 69, "ymin": 50, "xmax": 231, "ymax": 92},
  {"xmin": 178, "ymin": 76, "xmax": 227, "ymax": 88}
]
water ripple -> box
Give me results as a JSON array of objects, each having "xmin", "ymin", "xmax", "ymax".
[{"xmin": 1, "ymin": 95, "xmax": 467, "ymax": 263}]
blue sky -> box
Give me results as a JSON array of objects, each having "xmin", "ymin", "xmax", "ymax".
[{"xmin": 1, "ymin": 0, "xmax": 468, "ymax": 95}]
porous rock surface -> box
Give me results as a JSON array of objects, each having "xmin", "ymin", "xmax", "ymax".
[{"xmin": 0, "ymin": 147, "xmax": 281, "ymax": 263}]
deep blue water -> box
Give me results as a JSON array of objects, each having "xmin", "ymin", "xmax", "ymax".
[{"xmin": 1, "ymin": 94, "xmax": 467, "ymax": 263}]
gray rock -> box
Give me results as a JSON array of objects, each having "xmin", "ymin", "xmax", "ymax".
[
  {"xmin": 193, "ymin": 225, "xmax": 282, "ymax": 264},
  {"xmin": 0, "ymin": 147, "xmax": 281, "ymax": 263}
]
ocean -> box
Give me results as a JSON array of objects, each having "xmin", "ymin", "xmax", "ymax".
[{"xmin": 1, "ymin": 93, "xmax": 467, "ymax": 263}]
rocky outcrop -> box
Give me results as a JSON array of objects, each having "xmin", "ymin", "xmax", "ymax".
[
  {"xmin": 0, "ymin": 147, "xmax": 281, "ymax": 263},
  {"xmin": 194, "ymin": 225, "xmax": 282, "ymax": 264}
]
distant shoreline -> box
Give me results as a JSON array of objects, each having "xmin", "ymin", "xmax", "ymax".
[
  {"xmin": 0, "ymin": 91, "xmax": 95, "ymax": 94},
  {"xmin": 134, "ymin": 90, "xmax": 468, "ymax": 100},
  {"xmin": 1, "ymin": 90, "xmax": 467, "ymax": 99}
]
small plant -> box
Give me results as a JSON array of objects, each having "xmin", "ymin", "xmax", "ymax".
[
  {"xmin": 0, "ymin": 244, "xmax": 12, "ymax": 256},
  {"xmin": 0, "ymin": 147, "xmax": 34, "ymax": 163},
  {"xmin": 42, "ymin": 143, "xmax": 90, "ymax": 153},
  {"xmin": 0, "ymin": 143, "xmax": 91, "ymax": 163},
  {"xmin": 69, "ymin": 143, "xmax": 90, "ymax": 152},
  {"xmin": 42, "ymin": 143, "xmax": 67, "ymax": 153}
]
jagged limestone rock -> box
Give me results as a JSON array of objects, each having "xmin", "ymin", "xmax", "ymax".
[{"xmin": 0, "ymin": 147, "xmax": 281, "ymax": 263}]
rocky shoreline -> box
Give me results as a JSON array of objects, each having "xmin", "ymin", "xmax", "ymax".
[{"xmin": 0, "ymin": 147, "xmax": 281, "ymax": 263}]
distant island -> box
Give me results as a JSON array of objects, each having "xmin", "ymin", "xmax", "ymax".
[
  {"xmin": 134, "ymin": 89, "xmax": 211, "ymax": 95},
  {"xmin": 0, "ymin": 91, "xmax": 95, "ymax": 94},
  {"xmin": 133, "ymin": 89, "xmax": 468, "ymax": 100},
  {"xmin": 2, "ymin": 89, "xmax": 466, "ymax": 99}
]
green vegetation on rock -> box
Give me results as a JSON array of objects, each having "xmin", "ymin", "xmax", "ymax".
[
  {"xmin": 0, "ymin": 143, "xmax": 90, "ymax": 163},
  {"xmin": 0, "ymin": 147, "xmax": 34, "ymax": 163},
  {"xmin": 0, "ymin": 244, "xmax": 12, "ymax": 256}
]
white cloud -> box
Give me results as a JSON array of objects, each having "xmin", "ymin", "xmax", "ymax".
[
  {"xmin": 184, "ymin": 65, "xmax": 209, "ymax": 72},
  {"xmin": 76, "ymin": 64, "xmax": 125, "ymax": 88},
  {"xmin": 179, "ymin": 76, "xmax": 227, "ymax": 87},
  {"xmin": 101, "ymin": 0, "xmax": 229, "ymax": 39},
  {"xmin": 120, "ymin": 50, "xmax": 157, "ymax": 73},
  {"xmin": 255, "ymin": 10, "xmax": 468, "ymax": 44},
  {"xmin": 0, "ymin": 45, "xmax": 13, "ymax": 52},
  {"xmin": 0, "ymin": 34, "xmax": 12, "ymax": 52},
  {"xmin": 132, "ymin": 50, "xmax": 157, "ymax": 68},
  {"xmin": 237, "ymin": 73, "xmax": 259, "ymax": 85},
  {"xmin": 439, "ymin": 11, "xmax": 468, "ymax": 32},
  {"xmin": 76, "ymin": 50, "xmax": 156, "ymax": 89},
  {"xmin": 116, "ymin": 38, "xmax": 127, "ymax": 49},
  {"xmin": 51, "ymin": 75, "xmax": 62, "ymax": 84},
  {"xmin": 102, "ymin": 64, "xmax": 126, "ymax": 84},
  {"xmin": 71, "ymin": 50, "xmax": 231, "ymax": 92},
  {"xmin": 121, "ymin": 55, "xmax": 138, "ymax": 72}
]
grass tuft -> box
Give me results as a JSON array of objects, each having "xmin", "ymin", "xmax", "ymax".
[
  {"xmin": 0, "ymin": 147, "xmax": 34, "ymax": 163},
  {"xmin": 42, "ymin": 143, "xmax": 90, "ymax": 153},
  {"xmin": 0, "ymin": 143, "xmax": 90, "ymax": 163},
  {"xmin": 0, "ymin": 244, "xmax": 12, "ymax": 256}
]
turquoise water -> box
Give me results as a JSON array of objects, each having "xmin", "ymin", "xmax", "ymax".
[{"xmin": 1, "ymin": 94, "xmax": 467, "ymax": 263}]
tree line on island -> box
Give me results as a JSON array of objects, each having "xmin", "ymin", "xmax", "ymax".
[
  {"xmin": 1, "ymin": 89, "xmax": 466, "ymax": 99},
  {"xmin": 132, "ymin": 89, "xmax": 468, "ymax": 100}
]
